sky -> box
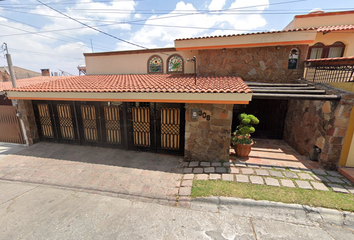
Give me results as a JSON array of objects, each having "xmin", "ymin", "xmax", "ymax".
[{"xmin": 0, "ymin": 0, "xmax": 353, "ymax": 75}]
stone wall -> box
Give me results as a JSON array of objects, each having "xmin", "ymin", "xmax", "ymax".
[
  {"xmin": 283, "ymin": 83, "xmax": 354, "ymax": 170},
  {"xmin": 197, "ymin": 45, "xmax": 308, "ymax": 83},
  {"xmin": 184, "ymin": 103, "xmax": 233, "ymax": 162},
  {"xmin": 17, "ymin": 100, "xmax": 38, "ymax": 145}
]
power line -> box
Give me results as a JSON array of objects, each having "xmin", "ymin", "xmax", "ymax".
[
  {"xmin": 0, "ymin": 15, "xmax": 114, "ymax": 52},
  {"xmin": 35, "ymin": 0, "xmax": 170, "ymax": 55},
  {"xmin": 9, "ymin": 47, "xmax": 84, "ymax": 60},
  {"xmin": 0, "ymin": 0, "xmax": 143, "ymax": 6}
]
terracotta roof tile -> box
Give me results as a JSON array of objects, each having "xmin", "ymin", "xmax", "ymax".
[
  {"xmin": 305, "ymin": 56, "xmax": 354, "ymax": 62},
  {"xmin": 175, "ymin": 27, "xmax": 317, "ymax": 41},
  {"xmin": 0, "ymin": 76, "xmax": 62, "ymax": 92},
  {"xmin": 317, "ymin": 25, "xmax": 354, "ymax": 32},
  {"xmin": 5, "ymin": 74, "xmax": 252, "ymax": 94},
  {"xmin": 175, "ymin": 25, "xmax": 353, "ymax": 41}
]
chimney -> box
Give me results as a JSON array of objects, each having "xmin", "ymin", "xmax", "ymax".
[{"xmin": 41, "ymin": 69, "xmax": 50, "ymax": 76}]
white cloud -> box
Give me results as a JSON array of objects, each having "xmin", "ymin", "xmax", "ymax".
[
  {"xmin": 209, "ymin": 0, "xmax": 227, "ymax": 11},
  {"xmin": 116, "ymin": 0, "xmax": 269, "ymax": 51}
]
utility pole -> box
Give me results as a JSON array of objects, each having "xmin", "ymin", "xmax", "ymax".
[
  {"xmin": 3, "ymin": 43, "xmax": 17, "ymax": 88},
  {"xmin": 2, "ymin": 43, "xmax": 29, "ymax": 146}
]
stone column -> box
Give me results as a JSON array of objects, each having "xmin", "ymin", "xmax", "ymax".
[
  {"xmin": 17, "ymin": 100, "xmax": 39, "ymax": 145},
  {"xmin": 184, "ymin": 103, "xmax": 233, "ymax": 162}
]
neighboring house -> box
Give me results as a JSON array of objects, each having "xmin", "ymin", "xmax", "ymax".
[
  {"xmin": 3, "ymin": 10, "xmax": 354, "ymax": 170},
  {"xmin": 0, "ymin": 66, "xmax": 41, "ymax": 82}
]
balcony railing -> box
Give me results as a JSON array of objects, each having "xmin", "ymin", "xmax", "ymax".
[{"xmin": 304, "ymin": 57, "xmax": 354, "ymax": 83}]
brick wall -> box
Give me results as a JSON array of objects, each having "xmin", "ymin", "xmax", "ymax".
[
  {"xmin": 283, "ymin": 84, "xmax": 354, "ymax": 170},
  {"xmin": 197, "ymin": 45, "xmax": 308, "ymax": 83},
  {"xmin": 17, "ymin": 100, "xmax": 38, "ymax": 145},
  {"xmin": 184, "ymin": 103, "xmax": 233, "ymax": 162}
]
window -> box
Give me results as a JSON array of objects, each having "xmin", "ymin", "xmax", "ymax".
[
  {"xmin": 328, "ymin": 42, "xmax": 345, "ymax": 58},
  {"xmin": 167, "ymin": 54, "xmax": 184, "ymax": 73},
  {"xmin": 148, "ymin": 55, "xmax": 163, "ymax": 73},
  {"xmin": 288, "ymin": 48, "xmax": 299, "ymax": 69},
  {"xmin": 308, "ymin": 42, "xmax": 345, "ymax": 59},
  {"xmin": 309, "ymin": 43, "xmax": 324, "ymax": 59}
]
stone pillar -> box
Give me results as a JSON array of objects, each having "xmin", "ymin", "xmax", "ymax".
[
  {"xmin": 17, "ymin": 100, "xmax": 39, "ymax": 145},
  {"xmin": 184, "ymin": 103, "xmax": 233, "ymax": 162}
]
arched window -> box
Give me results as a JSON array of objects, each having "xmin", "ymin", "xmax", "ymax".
[
  {"xmin": 148, "ymin": 55, "xmax": 163, "ymax": 73},
  {"xmin": 308, "ymin": 42, "xmax": 345, "ymax": 59},
  {"xmin": 328, "ymin": 41, "xmax": 345, "ymax": 58},
  {"xmin": 167, "ymin": 54, "xmax": 184, "ymax": 73},
  {"xmin": 308, "ymin": 43, "xmax": 325, "ymax": 59},
  {"xmin": 288, "ymin": 48, "xmax": 300, "ymax": 69}
]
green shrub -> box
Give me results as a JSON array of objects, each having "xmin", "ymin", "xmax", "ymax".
[
  {"xmin": 234, "ymin": 113, "xmax": 259, "ymax": 136},
  {"xmin": 232, "ymin": 137, "xmax": 253, "ymax": 145}
]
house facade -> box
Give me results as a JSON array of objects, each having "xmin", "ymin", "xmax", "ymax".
[{"xmin": 3, "ymin": 10, "xmax": 354, "ymax": 170}]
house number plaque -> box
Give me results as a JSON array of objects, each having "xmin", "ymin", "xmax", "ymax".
[{"xmin": 198, "ymin": 110, "xmax": 211, "ymax": 121}]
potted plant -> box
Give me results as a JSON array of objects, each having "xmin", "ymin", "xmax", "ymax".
[{"xmin": 232, "ymin": 113, "xmax": 259, "ymax": 157}]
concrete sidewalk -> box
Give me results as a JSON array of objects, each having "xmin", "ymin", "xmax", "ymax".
[{"xmin": 1, "ymin": 180, "xmax": 353, "ymax": 240}]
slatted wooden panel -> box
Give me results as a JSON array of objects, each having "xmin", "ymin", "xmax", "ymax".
[
  {"xmin": 104, "ymin": 106, "xmax": 121, "ymax": 144},
  {"xmin": 0, "ymin": 106, "xmax": 25, "ymax": 144},
  {"xmin": 57, "ymin": 104, "xmax": 75, "ymax": 140},
  {"xmin": 80, "ymin": 105, "xmax": 98, "ymax": 142},
  {"xmin": 132, "ymin": 107, "xmax": 150, "ymax": 147},
  {"xmin": 37, "ymin": 103, "xmax": 54, "ymax": 138},
  {"xmin": 161, "ymin": 108, "xmax": 180, "ymax": 150}
]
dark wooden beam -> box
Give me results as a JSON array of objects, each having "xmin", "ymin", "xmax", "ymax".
[
  {"xmin": 245, "ymin": 82, "xmax": 309, "ymax": 87},
  {"xmin": 251, "ymin": 86, "xmax": 316, "ymax": 90},
  {"xmin": 252, "ymin": 93, "xmax": 340, "ymax": 100},
  {"xmin": 251, "ymin": 89, "xmax": 326, "ymax": 94}
]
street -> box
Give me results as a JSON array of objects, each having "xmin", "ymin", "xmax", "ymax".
[{"xmin": 1, "ymin": 180, "xmax": 353, "ymax": 240}]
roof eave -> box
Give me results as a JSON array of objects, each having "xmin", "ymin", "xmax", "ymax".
[{"xmin": 6, "ymin": 91, "xmax": 252, "ymax": 104}]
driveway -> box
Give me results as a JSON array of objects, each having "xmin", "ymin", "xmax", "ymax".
[{"xmin": 0, "ymin": 142, "xmax": 183, "ymax": 205}]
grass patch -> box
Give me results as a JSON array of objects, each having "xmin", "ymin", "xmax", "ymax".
[{"xmin": 191, "ymin": 180, "xmax": 354, "ymax": 212}]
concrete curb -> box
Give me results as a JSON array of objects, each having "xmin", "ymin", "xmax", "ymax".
[{"xmin": 191, "ymin": 197, "xmax": 354, "ymax": 230}]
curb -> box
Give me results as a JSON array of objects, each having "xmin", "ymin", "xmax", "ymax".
[{"xmin": 190, "ymin": 196, "xmax": 354, "ymax": 230}]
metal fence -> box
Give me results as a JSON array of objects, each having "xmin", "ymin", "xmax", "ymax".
[
  {"xmin": 305, "ymin": 64, "xmax": 354, "ymax": 83},
  {"xmin": 0, "ymin": 106, "xmax": 26, "ymax": 144}
]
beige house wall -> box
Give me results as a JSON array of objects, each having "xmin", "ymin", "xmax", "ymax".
[
  {"xmin": 312, "ymin": 31, "xmax": 354, "ymax": 57},
  {"xmin": 86, "ymin": 50, "xmax": 198, "ymax": 75},
  {"xmin": 292, "ymin": 12, "xmax": 354, "ymax": 29}
]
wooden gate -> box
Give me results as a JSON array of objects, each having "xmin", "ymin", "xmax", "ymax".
[
  {"xmin": 132, "ymin": 107, "xmax": 151, "ymax": 147},
  {"xmin": 161, "ymin": 108, "xmax": 180, "ymax": 150},
  {"xmin": 0, "ymin": 105, "xmax": 25, "ymax": 144},
  {"xmin": 33, "ymin": 101, "xmax": 184, "ymax": 154}
]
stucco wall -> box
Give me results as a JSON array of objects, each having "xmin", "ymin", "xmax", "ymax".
[
  {"xmin": 85, "ymin": 50, "xmax": 198, "ymax": 75},
  {"xmin": 197, "ymin": 45, "xmax": 308, "ymax": 83},
  {"xmin": 283, "ymin": 83, "xmax": 354, "ymax": 170},
  {"xmin": 312, "ymin": 31, "xmax": 354, "ymax": 57},
  {"xmin": 184, "ymin": 103, "xmax": 233, "ymax": 162},
  {"xmin": 17, "ymin": 100, "xmax": 38, "ymax": 145}
]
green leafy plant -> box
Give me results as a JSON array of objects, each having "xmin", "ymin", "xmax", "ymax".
[
  {"xmin": 231, "ymin": 137, "xmax": 253, "ymax": 145},
  {"xmin": 233, "ymin": 113, "xmax": 259, "ymax": 137}
]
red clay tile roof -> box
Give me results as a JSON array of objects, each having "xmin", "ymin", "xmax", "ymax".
[
  {"xmin": 0, "ymin": 76, "xmax": 62, "ymax": 92},
  {"xmin": 175, "ymin": 25, "xmax": 353, "ymax": 41},
  {"xmin": 317, "ymin": 25, "xmax": 354, "ymax": 32},
  {"xmin": 305, "ymin": 56, "xmax": 354, "ymax": 62},
  {"xmin": 5, "ymin": 74, "xmax": 252, "ymax": 94},
  {"xmin": 175, "ymin": 27, "xmax": 317, "ymax": 41}
]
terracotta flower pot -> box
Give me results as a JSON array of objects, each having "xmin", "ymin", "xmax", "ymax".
[{"xmin": 234, "ymin": 142, "xmax": 254, "ymax": 157}]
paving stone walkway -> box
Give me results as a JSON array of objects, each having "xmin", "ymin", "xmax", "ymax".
[{"xmin": 177, "ymin": 160, "xmax": 354, "ymax": 203}]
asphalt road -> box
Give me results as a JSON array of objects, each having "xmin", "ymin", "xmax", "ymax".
[{"xmin": 1, "ymin": 180, "xmax": 354, "ymax": 240}]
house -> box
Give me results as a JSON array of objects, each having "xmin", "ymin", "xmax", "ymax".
[
  {"xmin": 3, "ymin": 10, "xmax": 354, "ymax": 170},
  {"xmin": 0, "ymin": 66, "xmax": 41, "ymax": 82}
]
